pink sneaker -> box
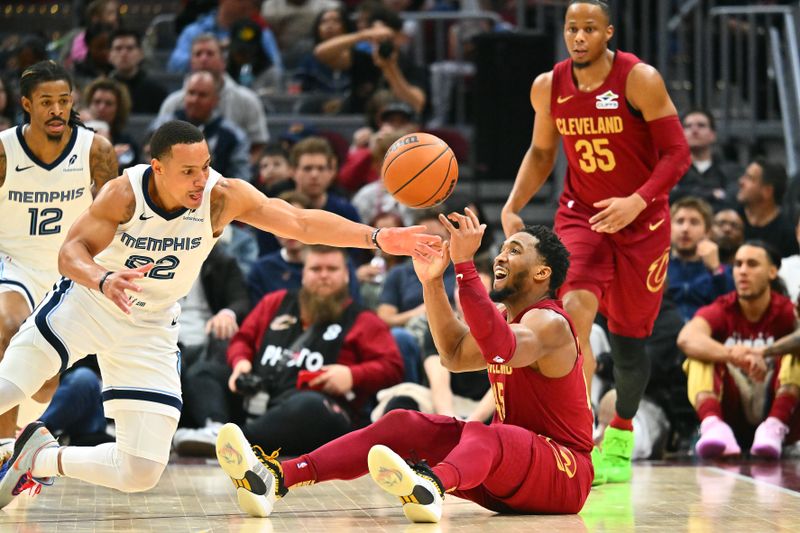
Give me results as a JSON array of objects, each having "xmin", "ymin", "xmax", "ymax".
[
  {"xmin": 750, "ymin": 417, "xmax": 789, "ymax": 459},
  {"xmin": 695, "ymin": 416, "xmax": 741, "ymax": 459}
]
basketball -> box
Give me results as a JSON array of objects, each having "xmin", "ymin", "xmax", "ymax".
[{"xmin": 381, "ymin": 132, "xmax": 459, "ymax": 208}]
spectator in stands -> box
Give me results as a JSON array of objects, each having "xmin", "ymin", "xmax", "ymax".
[
  {"xmin": 668, "ymin": 197, "xmax": 734, "ymax": 322},
  {"xmin": 4, "ymin": 35, "xmax": 48, "ymax": 92},
  {"xmin": 678, "ymin": 241, "xmax": 799, "ymax": 459},
  {"xmin": 84, "ymin": 77, "xmax": 139, "ymax": 167},
  {"xmin": 0, "ymin": 76, "xmax": 18, "ymax": 130},
  {"xmin": 226, "ymin": 18, "xmax": 282, "ymax": 90},
  {"xmin": 377, "ymin": 207, "xmax": 454, "ymax": 383},
  {"xmin": 670, "ymin": 109, "xmax": 735, "ymax": 211},
  {"xmin": 778, "ymin": 217, "xmax": 800, "ymax": 304},
  {"xmin": 313, "ymin": 5, "xmax": 427, "ymax": 114},
  {"xmin": 59, "ymin": 0, "xmax": 120, "ymax": 68},
  {"xmin": 254, "ymin": 142, "xmax": 292, "ymax": 195},
  {"xmin": 350, "ymin": 126, "xmax": 415, "ymax": 224},
  {"xmin": 168, "ymin": 0, "xmax": 282, "ymax": 76},
  {"xmin": 294, "ymin": 6, "xmax": 354, "ymax": 99},
  {"xmin": 291, "ymin": 136, "xmax": 360, "ymax": 221},
  {"xmin": 212, "ymin": 246, "xmax": 402, "ymax": 456},
  {"xmin": 108, "ymin": 29, "xmax": 168, "ymax": 114},
  {"xmin": 711, "ymin": 208, "xmax": 745, "ymax": 266},
  {"xmin": 171, "ymin": 243, "xmax": 250, "ymax": 455},
  {"xmin": 261, "ymin": 0, "xmax": 341, "ymax": 67},
  {"xmin": 152, "ymin": 71, "xmax": 251, "ymax": 180},
  {"xmin": 73, "ymin": 23, "xmax": 115, "ymax": 82},
  {"xmin": 247, "ymin": 191, "xmax": 313, "ymax": 303},
  {"xmin": 158, "ymin": 33, "xmax": 269, "ymax": 159},
  {"xmin": 736, "ymin": 158, "xmax": 799, "ymax": 258}
]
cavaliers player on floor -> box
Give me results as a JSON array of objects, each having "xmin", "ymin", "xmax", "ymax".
[
  {"xmin": 216, "ymin": 208, "xmax": 594, "ymax": 522},
  {"xmin": 501, "ymin": 0, "xmax": 690, "ymax": 484}
]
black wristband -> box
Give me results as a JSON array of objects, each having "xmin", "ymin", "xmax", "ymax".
[
  {"xmin": 371, "ymin": 227, "xmax": 384, "ymax": 251},
  {"xmin": 99, "ymin": 271, "xmax": 113, "ymax": 294}
]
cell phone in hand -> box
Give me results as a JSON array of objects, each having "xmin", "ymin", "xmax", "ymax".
[{"xmin": 296, "ymin": 369, "xmax": 325, "ymax": 390}]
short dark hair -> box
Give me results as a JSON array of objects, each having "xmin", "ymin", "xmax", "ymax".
[
  {"xmin": 111, "ymin": 28, "xmax": 142, "ymax": 48},
  {"xmin": 289, "ymin": 136, "xmax": 335, "ymax": 167},
  {"xmin": 150, "ymin": 120, "xmax": 205, "ymax": 160},
  {"xmin": 682, "ymin": 108, "xmax": 716, "ymax": 131},
  {"xmin": 753, "ymin": 158, "xmax": 788, "ymax": 204},
  {"xmin": 567, "ymin": 0, "xmax": 611, "ymax": 22},
  {"xmin": 522, "ymin": 225, "xmax": 571, "ymax": 298},
  {"xmin": 19, "ymin": 60, "xmax": 85, "ymax": 129},
  {"xmin": 368, "ymin": 5, "xmax": 403, "ymax": 32},
  {"xmin": 307, "ymin": 244, "xmax": 347, "ymax": 261},
  {"xmin": 412, "ymin": 205, "xmax": 446, "ymax": 225},
  {"xmin": 260, "ymin": 141, "xmax": 290, "ymax": 161}
]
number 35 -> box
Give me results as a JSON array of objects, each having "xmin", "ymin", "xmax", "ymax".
[{"xmin": 575, "ymin": 138, "xmax": 616, "ymax": 173}]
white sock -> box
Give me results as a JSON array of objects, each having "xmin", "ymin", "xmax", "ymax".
[{"xmin": 31, "ymin": 446, "xmax": 61, "ymax": 478}]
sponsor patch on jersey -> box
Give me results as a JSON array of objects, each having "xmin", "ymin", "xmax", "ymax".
[{"xmin": 595, "ymin": 90, "xmax": 620, "ymax": 110}]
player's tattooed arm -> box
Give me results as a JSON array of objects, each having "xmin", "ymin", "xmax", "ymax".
[
  {"xmin": 210, "ymin": 178, "xmax": 230, "ymax": 236},
  {"xmin": 762, "ymin": 328, "xmax": 800, "ymax": 357},
  {"xmin": 89, "ymin": 135, "xmax": 119, "ymax": 195},
  {"xmin": 0, "ymin": 141, "xmax": 6, "ymax": 188}
]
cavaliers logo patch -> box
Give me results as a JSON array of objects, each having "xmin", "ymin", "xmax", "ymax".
[{"xmin": 646, "ymin": 247, "xmax": 670, "ymax": 293}]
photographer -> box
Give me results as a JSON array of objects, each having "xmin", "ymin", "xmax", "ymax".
[
  {"xmin": 226, "ymin": 246, "xmax": 403, "ymax": 455},
  {"xmin": 313, "ymin": 5, "xmax": 427, "ymax": 115}
]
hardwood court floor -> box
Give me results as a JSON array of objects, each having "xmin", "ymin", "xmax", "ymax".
[{"xmin": 0, "ymin": 460, "xmax": 798, "ymax": 532}]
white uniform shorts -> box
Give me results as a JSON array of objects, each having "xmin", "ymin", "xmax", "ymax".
[
  {"xmin": 0, "ymin": 254, "xmax": 58, "ymax": 310},
  {"xmin": 7, "ymin": 278, "xmax": 183, "ymax": 423}
]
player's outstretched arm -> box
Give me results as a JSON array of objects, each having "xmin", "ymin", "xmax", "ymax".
[
  {"xmin": 502, "ymin": 72, "xmax": 561, "ymax": 237},
  {"xmin": 88, "ymin": 134, "xmax": 119, "ymax": 195},
  {"xmin": 215, "ymin": 177, "xmax": 442, "ymax": 261},
  {"xmin": 58, "ymin": 177, "xmax": 152, "ymax": 313}
]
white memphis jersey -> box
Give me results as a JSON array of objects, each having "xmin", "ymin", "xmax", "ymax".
[
  {"xmin": 0, "ymin": 125, "xmax": 94, "ymax": 269},
  {"xmin": 91, "ymin": 164, "xmax": 220, "ymax": 315}
]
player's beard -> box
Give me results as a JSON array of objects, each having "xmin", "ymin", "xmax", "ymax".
[
  {"xmin": 573, "ymin": 60, "xmax": 591, "ymax": 69},
  {"xmin": 489, "ymin": 269, "xmax": 529, "ymax": 303},
  {"xmin": 300, "ymin": 285, "xmax": 349, "ymax": 324},
  {"xmin": 44, "ymin": 118, "xmax": 67, "ymax": 142}
]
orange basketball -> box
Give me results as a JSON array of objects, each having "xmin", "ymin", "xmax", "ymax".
[{"xmin": 381, "ymin": 132, "xmax": 459, "ymax": 208}]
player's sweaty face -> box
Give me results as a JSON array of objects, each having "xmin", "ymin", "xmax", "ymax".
[
  {"xmin": 25, "ymin": 80, "xmax": 72, "ymax": 140},
  {"xmin": 493, "ymin": 232, "xmax": 536, "ymax": 294},
  {"xmin": 563, "ymin": 4, "xmax": 612, "ymax": 66}
]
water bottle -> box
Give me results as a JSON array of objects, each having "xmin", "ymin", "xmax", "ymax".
[{"xmin": 239, "ymin": 63, "xmax": 253, "ymax": 87}]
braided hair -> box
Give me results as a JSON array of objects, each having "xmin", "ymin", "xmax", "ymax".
[{"xmin": 19, "ymin": 60, "xmax": 87, "ymax": 129}]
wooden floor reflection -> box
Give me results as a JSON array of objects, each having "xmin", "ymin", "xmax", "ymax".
[{"xmin": 0, "ymin": 460, "xmax": 798, "ymax": 532}]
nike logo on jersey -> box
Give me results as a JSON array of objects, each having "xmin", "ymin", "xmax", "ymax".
[
  {"xmin": 15, "ymin": 164, "xmax": 34, "ymax": 172},
  {"xmin": 171, "ymin": 317, "xmax": 178, "ymax": 326},
  {"xmin": 557, "ymin": 95, "xmax": 575, "ymax": 104},
  {"xmin": 456, "ymin": 274, "xmax": 464, "ymax": 281},
  {"xmin": 139, "ymin": 213, "xmax": 153, "ymax": 221},
  {"xmin": 649, "ymin": 218, "xmax": 665, "ymax": 231}
]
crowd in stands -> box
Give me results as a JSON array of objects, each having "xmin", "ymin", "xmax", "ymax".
[{"xmin": 1, "ymin": 0, "xmax": 799, "ymax": 462}]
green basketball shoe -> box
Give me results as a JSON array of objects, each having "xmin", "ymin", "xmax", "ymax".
[
  {"xmin": 596, "ymin": 427, "xmax": 633, "ymax": 484},
  {"xmin": 591, "ymin": 446, "xmax": 607, "ymax": 486}
]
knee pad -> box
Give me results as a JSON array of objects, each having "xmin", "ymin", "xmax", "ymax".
[{"xmin": 117, "ymin": 451, "xmax": 166, "ymax": 493}]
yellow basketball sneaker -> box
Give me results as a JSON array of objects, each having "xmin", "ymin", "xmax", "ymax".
[
  {"xmin": 368, "ymin": 445, "xmax": 445, "ymax": 523},
  {"xmin": 216, "ymin": 423, "xmax": 287, "ymax": 517},
  {"xmin": 595, "ymin": 427, "xmax": 633, "ymax": 484}
]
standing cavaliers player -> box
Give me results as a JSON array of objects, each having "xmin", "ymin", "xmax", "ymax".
[{"xmin": 501, "ymin": 0, "xmax": 690, "ymax": 484}]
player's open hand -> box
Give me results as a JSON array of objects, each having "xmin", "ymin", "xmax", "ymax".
[
  {"xmin": 102, "ymin": 263, "xmax": 153, "ymax": 314},
  {"xmin": 590, "ymin": 193, "xmax": 647, "ymax": 233},
  {"xmin": 412, "ymin": 241, "xmax": 450, "ymax": 283},
  {"xmin": 439, "ymin": 208, "xmax": 486, "ymax": 263},
  {"xmin": 377, "ymin": 225, "xmax": 442, "ymax": 262}
]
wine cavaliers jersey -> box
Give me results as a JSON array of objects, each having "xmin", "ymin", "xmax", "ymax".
[
  {"xmin": 550, "ymin": 50, "xmax": 660, "ymax": 210},
  {"xmin": 487, "ymin": 299, "xmax": 594, "ymax": 455}
]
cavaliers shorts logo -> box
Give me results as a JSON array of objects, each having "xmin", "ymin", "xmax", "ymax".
[{"xmin": 646, "ymin": 247, "xmax": 670, "ymax": 293}]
